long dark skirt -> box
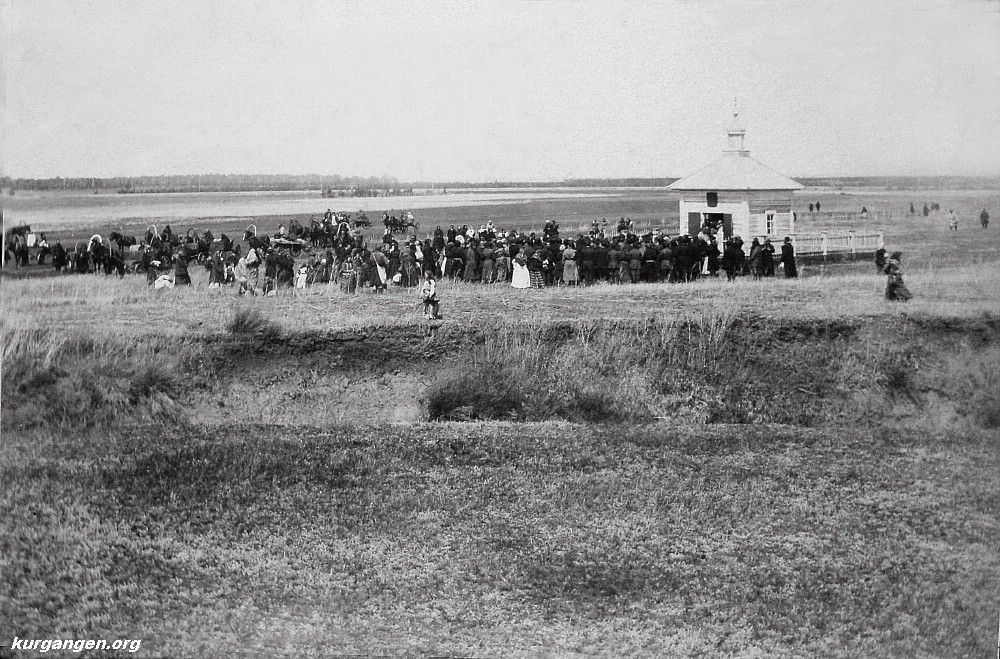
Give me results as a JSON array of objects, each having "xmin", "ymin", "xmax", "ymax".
[
  {"xmin": 885, "ymin": 279, "xmax": 912, "ymax": 301},
  {"xmin": 529, "ymin": 269, "xmax": 545, "ymax": 289}
]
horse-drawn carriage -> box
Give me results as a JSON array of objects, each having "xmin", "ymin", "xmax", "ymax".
[
  {"xmin": 383, "ymin": 210, "xmax": 418, "ymax": 235},
  {"xmin": 272, "ymin": 237, "xmax": 308, "ymax": 254}
]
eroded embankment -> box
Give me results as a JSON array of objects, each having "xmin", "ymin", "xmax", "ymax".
[{"xmin": 3, "ymin": 314, "xmax": 999, "ymax": 431}]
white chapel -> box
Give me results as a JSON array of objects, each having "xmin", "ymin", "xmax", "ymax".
[{"xmin": 669, "ymin": 105, "xmax": 802, "ymax": 244}]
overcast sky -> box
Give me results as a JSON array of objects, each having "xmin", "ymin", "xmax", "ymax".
[{"xmin": 4, "ymin": 0, "xmax": 999, "ymax": 180}]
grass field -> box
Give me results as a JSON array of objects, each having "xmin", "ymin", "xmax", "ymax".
[{"xmin": 2, "ymin": 188, "xmax": 1000, "ymax": 657}]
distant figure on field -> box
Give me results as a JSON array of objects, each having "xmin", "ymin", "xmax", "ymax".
[
  {"xmin": 980, "ymin": 208, "xmax": 989, "ymax": 229},
  {"xmin": 947, "ymin": 209, "xmax": 958, "ymax": 231},
  {"xmin": 420, "ymin": 271, "xmax": 440, "ymax": 319},
  {"xmin": 874, "ymin": 246, "xmax": 887, "ymax": 272},
  {"xmin": 883, "ymin": 252, "xmax": 912, "ymax": 302},
  {"xmin": 909, "ymin": 202, "xmax": 915, "ymax": 215},
  {"xmin": 922, "ymin": 203, "xmax": 929, "ymax": 217},
  {"xmin": 808, "ymin": 203, "xmax": 814, "ymax": 213},
  {"xmin": 815, "ymin": 201, "xmax": 821, "ymax": 212},
  {"xmin": 780, "ymin": 237, "xmax": 797, "ymax": 278}
]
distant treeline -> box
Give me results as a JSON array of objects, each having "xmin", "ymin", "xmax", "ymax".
[
  {"xmin": 1, "ymin": 174, "xmax": 402, "ymax": 194},
  {"xmin": 420, "ymin": 178, "xmax": 679, "ymax": 189},
  {"xmin": 2, "ymin": 174, "xmax": 997, "ymax": 194},
  {"xmin": 796, "ymin": 176, "xmax": 1000, "ymax": 191}
]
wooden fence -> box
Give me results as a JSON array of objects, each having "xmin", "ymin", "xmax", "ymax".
[
  {"xmin": 774, "ymin": 231, "xmax": 884, "ymax": 256},
  {"xmin": 797, "ymin": 210, "xmax": 890, "ymax": 223}
]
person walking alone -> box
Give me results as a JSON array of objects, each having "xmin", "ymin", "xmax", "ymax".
[{"xmin": 884, "ymin": 251, "xmax": 912, "ymax": 302}]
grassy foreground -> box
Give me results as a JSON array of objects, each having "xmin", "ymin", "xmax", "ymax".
[
  {"xmin": 3, "ymin": 258, "xmax": 1000, "ymax": 655},
  {"xmin": 2, "ymin": 422, "xmax": 998, "ymax": 657}
]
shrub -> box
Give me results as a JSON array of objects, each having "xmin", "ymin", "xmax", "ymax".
[
  {"xmin": 226, "ymin": 307, "xmax": 282, "ymax": 340},
  {"xmin": 1, "ymin": 327, "xmax": 184, "ymax": 431},
  {"xmin": 424, "ymin": 370, "xmax": 524, "ymax": 421},
  {"xmin": 880, "ymin": 352, "xmax": 919, "ymax": 404}
]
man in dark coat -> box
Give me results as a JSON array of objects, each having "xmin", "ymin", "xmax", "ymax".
[
  {"xmin": 174, "ymin": 251, "xmax": 192, "ymax": 285},
  {"xmin": 626, "ymin": 242, "xmax": 643, "ymax": 284},
  {"xmin": 593, "ymin": 239, "xmax": 610, "ymax": 282},
  {"xmin": 706, "ymin": 238, "xmax": 720, "ymax": 277},
  {"xmin": 641, "ymin": 241, "xmax": 659, "ymax": 282},
  {"xmin": 52, "ymin": 241, "xmax": 68, "ymax": 272},
  {"xmin": 670, "ymin": 238, "xmax": 689, "ymax": 282},
  {"xmin": 690, "ymin": 236, "xmax": 708, "ymax": 281},
  {"xmin": 578, "ymin": 238, "xmax": 595, "ymax": 285},
  {"xmin": 721, "ymin": 240, "xmax": 740, "ymax": 281},
  {"xmin": 780, "ymin": 237, "xmax": 797, "ymax": 278}
]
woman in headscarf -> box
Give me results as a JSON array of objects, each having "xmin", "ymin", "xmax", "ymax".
[
  {"xmin": 208, "ymin": 250, "xmax": 226, "ymax": 288},
  {"xmin": 174, "ymin": 250, "xmax": 192, "ymax": 285},
  {"xmin": 748, "ymin": 238, "xmax": 763, "ymax": 281},
  {"xmin": 884, "ymin": 251, "xmax": 912, "ymax": 302},
  {"xmin": 561, "ymin": 241, "xmax": 579, "ymax": 285},
  {"xmin": 495, "ymin": 244, "xmax": 511, "ymax": 283},
  {"xmin": 511, "ymin": 251, "xmax": 530, "ymax": 289},
  {"xmin": 761, "ymin": 238, "xmax": 775, "ymax": 277}
]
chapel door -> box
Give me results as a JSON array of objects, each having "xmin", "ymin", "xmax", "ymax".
[
  {"xmin": 687, "ymin": 212, "xmax": 701, "ymax": 237},
  {"xmin": 722, "ymin": 214, "xmax": 733, "ymax": 240}
]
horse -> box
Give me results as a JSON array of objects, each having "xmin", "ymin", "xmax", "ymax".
[
  {"xmin": 88, "ymin": 234, "xmax": 109, "ymax": 274},
  {"xmin": 353, "ymin": 212, "xmax": 372, "ymax": 229},
  {"xmin": 109, "ymin": 230, "xmax": 137, "ymax": 249}
]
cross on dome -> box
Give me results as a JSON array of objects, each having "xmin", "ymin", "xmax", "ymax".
[{"xmin": 726, "ymin": 97, "xmax": 749, "ymax": 156}]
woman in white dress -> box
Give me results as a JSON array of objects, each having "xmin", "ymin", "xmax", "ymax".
[{"xmin": 511, "ymin": 252, "xmax": 530, "ymax": 289}]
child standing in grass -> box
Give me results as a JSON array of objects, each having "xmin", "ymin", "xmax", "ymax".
[{"xmin": 420, "ymin": 271, "xmax": 440, "ymax": 320}]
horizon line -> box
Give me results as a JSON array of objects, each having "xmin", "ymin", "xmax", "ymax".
[{"xmin": 4, "ymin": 173, "xmax": 1000, "ymax": 183}]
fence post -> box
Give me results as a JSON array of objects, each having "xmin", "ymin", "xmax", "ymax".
[
  {"xmin": 849, "ymin": 230, "xmax": 856, "ymax": 255},
  {"xmin": 821, "ymin": 232, "xmax": 828, "ymax": 258}
]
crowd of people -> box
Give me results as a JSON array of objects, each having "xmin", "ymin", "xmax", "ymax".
[
  {"xmin": 14, "ymin": 202, "xmax": 995, "ymax": 308},
  {"xmin": 291, "ymin": 218, "xmax": 802, "ymax": 294},
  {"xmin": 2, "ymin": 215, "xmax": 806, "ymax": 294}
]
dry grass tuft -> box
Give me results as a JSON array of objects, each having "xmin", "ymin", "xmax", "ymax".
[{"xmin": 226, "ymin": 306, "xmax": 282, "ymax": 339}]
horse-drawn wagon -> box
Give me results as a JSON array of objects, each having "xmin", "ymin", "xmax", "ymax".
[{"xmin": 383, "ymin": 210, "xmax": 418, "ymax": 235}]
